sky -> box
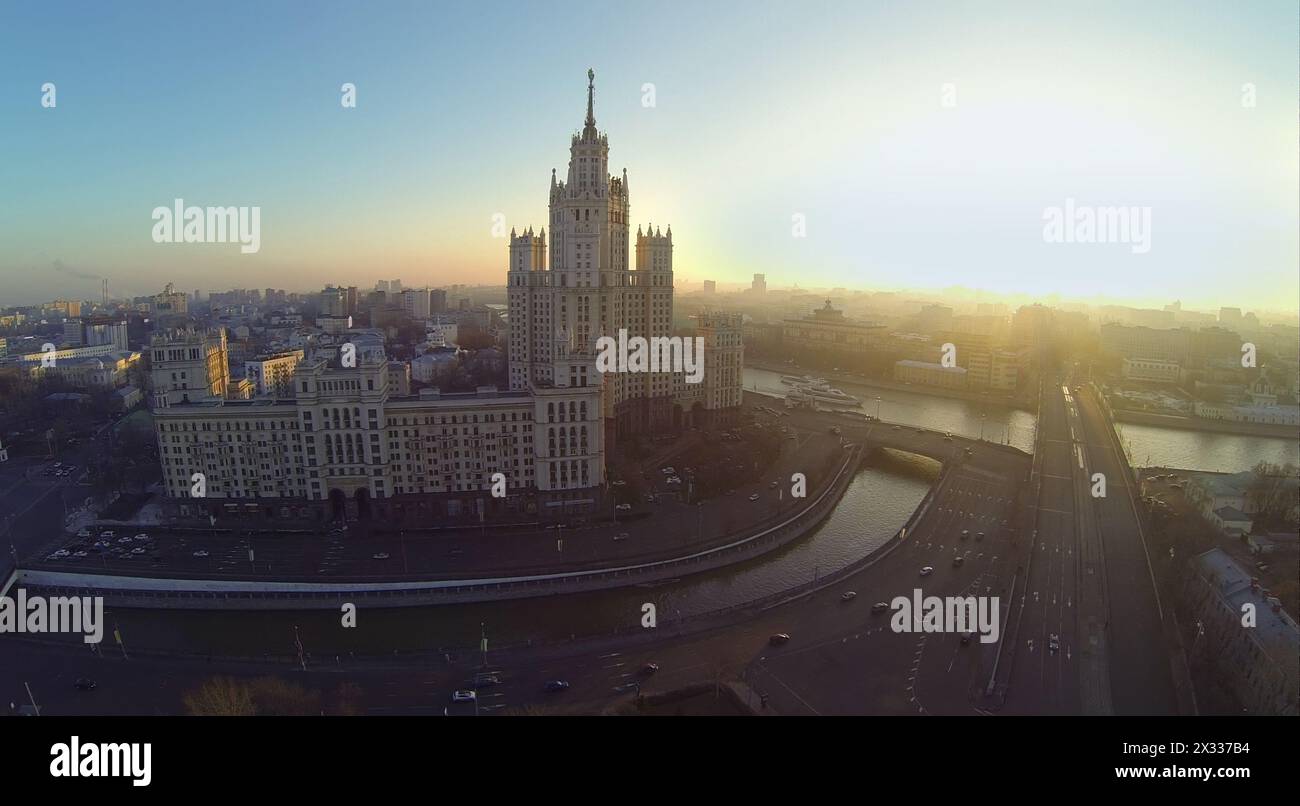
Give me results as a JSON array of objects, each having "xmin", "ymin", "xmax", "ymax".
[{"xmin": 0, "ymin": 0, "xmax": 1296, "ymax": 314}]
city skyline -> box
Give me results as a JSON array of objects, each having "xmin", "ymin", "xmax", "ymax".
[{"xmin": 1, "ymin": 0, "xmax": 1297, "ymax": 312}]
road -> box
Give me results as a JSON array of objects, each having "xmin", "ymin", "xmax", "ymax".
[{"xmin": 1074, "ymin": 384, "xmax": 1179, "ymax": 715}]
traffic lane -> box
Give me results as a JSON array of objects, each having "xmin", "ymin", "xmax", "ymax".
[
  {"xmin": 1075, "ymin": 394, "xmax": 1177, "ymax": 715},
  {"xmin": 1076, "ymin": 392, "xmax": 1180, "ymax": 712}
]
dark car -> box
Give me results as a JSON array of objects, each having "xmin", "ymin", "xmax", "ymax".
[
  {"xmin": 73, "ymin": 678, "xmax": 96, "ymax": 691},
  {"xmin": 640, "ymin": 662, "xmax": 659, "ymax": 676},
  {"xmin": 871, "ymin": 602, "xmax": 890, "ymax": 614},
  {"xmin": 544, "ymin": 680, "xmax": 571, "ymax": 692},
  {"xmin": 769, "ymin": 633, "xmax": 791, "ymax": 646}
]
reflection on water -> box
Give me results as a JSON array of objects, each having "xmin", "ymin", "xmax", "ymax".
[
  {"xmin": 106, "ymin": 452, "xmax": 935, "ymax": 656},
  {"xmin": 743, "ymin": 367, "xmax": 1037, "ymax": 452},
  {"xmin": 1116, "ymin": 422, "xmax": 1299, "ymax": 474}
]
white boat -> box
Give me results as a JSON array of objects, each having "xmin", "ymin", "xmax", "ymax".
[
  {"xmin": 784, "ymin": 389, "xmax": 818, "ymax": 409},
  {"xmin": 780, "ymin": 374, "xmax": 826, "ymax": 386},
  {"xmin": 794, "ymin": 382, "xmax": 862, "ymax": 406}
]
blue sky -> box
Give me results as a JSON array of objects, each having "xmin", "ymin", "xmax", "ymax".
[{"xmin": 0, "ymin": 0, "xmax": 1296, "ymax": 314}]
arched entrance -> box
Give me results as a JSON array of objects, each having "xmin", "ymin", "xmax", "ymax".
[{"xmin": 328, "ymin": 489, "xmax": 347, "ymax": 521}]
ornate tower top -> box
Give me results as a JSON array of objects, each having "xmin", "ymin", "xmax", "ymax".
[{"xmin": 584, "ymin": 68, "xmax": 597, "ymax": 135}]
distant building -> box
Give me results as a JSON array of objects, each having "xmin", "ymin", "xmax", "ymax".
[
  {"xmin": 245, "ymin": 350, "xmax": 305, "ymax": 397},
  {"xmin": 702, "ymin": 280, "xmax": 716, "ymax": 294},
  {"xmin": 751, "ymin": 274, "xmax": 767, "ymax": 294},
  {"xmin": 783, "ymin": 300, "xmax": 885, "ymax": 362},
  {"xmin": 894, "ymin": 359, "xmax": 967, "ymax": 390},
  {"xmin": 1121, "ymin": 357, "xmax": 1181, "ymax": 384}
]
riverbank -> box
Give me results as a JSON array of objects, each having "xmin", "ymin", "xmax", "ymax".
[
  {"xmin": 1112, "ymin": 407, "xmax": 1298, "ymax": 440},
  {"xmin": 12, "ymin": 442, "xmax": 871, "ymax": 610}
]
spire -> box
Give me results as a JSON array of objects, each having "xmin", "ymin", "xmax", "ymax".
[{"xmin": 584, "ymin": 68, "xmax": 596, "ymax": 135}]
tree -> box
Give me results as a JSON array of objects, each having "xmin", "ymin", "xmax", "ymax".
[{"xmin": 183, "ymin": 676, "xmax": 257, "ymax": 716}]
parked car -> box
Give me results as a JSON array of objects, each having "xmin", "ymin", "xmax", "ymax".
[
  {"xmin": 545, "ymin": 680, "xmax": 570, "ymax": 692},
  {"xmin": 919, "ymin": 566, "xmax": 934, "ymax": 576},
  {"xmin": 451, "ymin": 690, "xmax": 476, "ymax": 703},
  {"xmin": 192, "ymin": 550, "xmax": 210, "ymax": 558},
  {"xmin": 640, "ymin": 663, "xmax": 659, "ymax": 676},
  {"xmin": 371, "ymin": 552, "xmax": 390, "ymax": 560},
  {"xmin": 748, "ymin": 493, "xmax": 760, "ymax": 502},
  {"xmin": 73, "ymin": 678, "xmax": 96, "ymax": 691},
  {"xmin": 871, "ymin": 602, "xmax": 890, "ymax": 614},
  {"xmin": 769, "ymin": 633, "xmax": 791, "ymax": 646},
  {"xmin": 840, "ymin": 591, "xmax": 857, "ymax": 602}
]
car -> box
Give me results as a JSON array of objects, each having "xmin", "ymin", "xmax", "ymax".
[
  {"xmin": 952, "ymin": 555, "xmax": 964, "ymax": 567},
  {"xmin": 640, "ymin": 662, "xmax": 659, "ymax": 676},
  {"xmin": 612, "ymin": 532, "xmax": 629, "ymax": 541},
  {"xmin": 72, "ymin": 550, "xmax": 88, "ymax": 558},
  {"xmin": 769, "ymin": 480, "xmax": 779, "ymax": 489},
  {"xmin": 892, "ymin": 425, "xmax": 901, "ymax": 430},
  {"xmin": 117, "ymin": 536, "xmax": 133, "ymax": 544},
  {"xmin": 748, "ymin": 493, "xmax": 760, "ymax": 502},
  {"xmin": 919, "ymin": 566, "xmax": 934, "ymax": 576},
  {"xmin": 134, "ymin": 533, "xmax": 149, "ymax": 541},
  {"xmin": 99, "ymin": 530, "xmax": 115, "ymax": 539},
  {"xmin": 371, "ymin": 552, "xmax": 390, "ymax": 560},
  {"xmin": 192, "ymin": 550, "xmax": 210, "ymax": 558},
  {"xmin": 76, "ymin": 528, "xmax": 91, "ymax": 538},
  {"xmin": 611, "ymin": 480, "xmax": 626, "ymax": 487},
  {"xmin": 130, "ymin": 547, "xmax": 147, "ymax": 555},
  {"xmin": 960, "ymin": 529, "xmax": 970, "ymax": 540},
  {"xmin": 93, "ymin": 540, "xmax": 111, "ymax": 549},
  {"xmin": 975, "ymin": 532, "xmax": 985, "ymax": 541},
  {"xmin": 545, "ymin": 680, "xmax": 571, "ymax": 692},
  {"xmin": 53, "ymin": 549, "xmax": 70, "ymax": 557},
  {"xmin": 615, "ymin": 503, "xmax": 631, "ymax": 511},
  {"xmin": 44, "ymin": 554, "xmax": 61, "ymax": 561},
  {"xmin": 73, "ymin": 678, "xmax": 96, "ymax": 691},
  {"xmin": 840, "ymin": 591, "xmax": 857, "ymax": 602},
  {"xmin": 1048, "ymin": 634, "xmax": 1060, "ymax": 654},
  {"xmin": 451, "ymin": 690, "xmax": 477, "ymax": 703},
  {"xmin": 661, "ymin": 466, "xmax": 675, "ymax": 475},
  {"xmin": 474, "ymin": 674, "xmax": 501, "ymax": 687},
  {"xmin": 871, "ymin": 602, "xmax": 890, "ymax": 614},
  {"xmin": 769, "ymin": 633, "xmax": 791, "ymax": 645}
]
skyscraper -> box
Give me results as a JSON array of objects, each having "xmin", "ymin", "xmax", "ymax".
[{"xmin": 508, "ymin": 70, "xmax": 678, "ymax": 444}]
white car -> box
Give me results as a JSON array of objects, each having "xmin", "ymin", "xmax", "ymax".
[
  {"xmin": 613, "ymin": 533, "xmax": 629, "ymax": 541},
  {"xmin": 372, "ymin": 552, "xmax": 390, "ymax": 560},
  {"xmin": 130, "ymin": 547, "xmax": 147, "ymax": 555},
  {"xmin": 100, "ymin": 530, "xmax": 115, "ymax": 539},
  {"xmin": 748, "ymin": 493, "xmax": 760, "ymax": 502},
  {"xmin": 661, "ymin": 466, "xmax": 675, "ymax": 475},
  {"xmin": 76, "ymin": 528, "xmax": 91, "ymax": 538},
  {"xmin": 192, "ymin": 550, "xmax": 210, "ymax": 558},
  {"xmin": 666, "ymin": 476, "xmax": 682, "ymax": 485},
  {"xmin": 919, "ymin": 566, "xmax": 934, "ymax": 576},
  {"xmin": 1048, "ymin": 634, "xmax": 1060, "ymax": 653},
  {"xmin": 615, "ymin": 503, "xmax": 631, "ymax": 511},
  {"xmin": 53, "ymin": 549, "xmax": 71, "ymax": 558},
  {"xmin": 451, "ymin": 690, "xmax": 477, "ymax": 703},
  {"xmin": 134, "ymin": 533, "xmax": 149, "ymax": 541}
]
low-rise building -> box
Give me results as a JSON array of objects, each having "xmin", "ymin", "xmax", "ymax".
[
  {"xmin": 1181, "ymin": 549, "xmax": 1298, "ymax": 715},
  {"xmin": 893, "ymin": 359, "xmax": 967, "ymax": 389},
  {"xmin": 1122, "ymin": 357, "xmax": 1181, "ymax": 383}
]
